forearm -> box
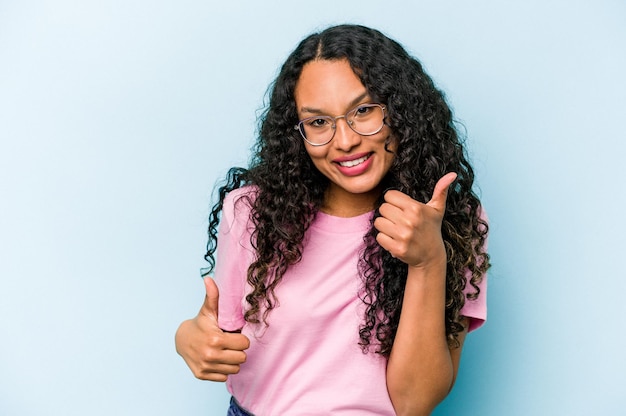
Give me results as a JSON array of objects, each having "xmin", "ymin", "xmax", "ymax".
[{"xmin": 386, "ymin": 260, "xmax": 453, "ymax": 416}]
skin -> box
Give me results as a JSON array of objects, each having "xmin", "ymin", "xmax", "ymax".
[
  {"xmin": 377, "ymin": 181, "xmax": 469, "ymax": 416},
  {"xmin": 294, "ymin": 59, "xmax": 396, "ymax": 217},
  {"xmin": 175, "ymin": 276, "xmax": 249, "ymax": 382},
  {"xmin": 175, "ymin": 58, "xmax": 468, "ymax": 416}
]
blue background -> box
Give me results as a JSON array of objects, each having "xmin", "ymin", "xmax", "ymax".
[{"xmin": 1, "ymin": 1, "xmax": 624, "ymax": 415}]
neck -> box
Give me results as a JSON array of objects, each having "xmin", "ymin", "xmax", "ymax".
[{"xmin": 321, "ymin": 186, "xmax": 381, "ymax": 217}]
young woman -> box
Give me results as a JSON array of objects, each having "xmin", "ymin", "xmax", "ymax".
[{"xmin": 176, "ymin": 24, "xmax": 490, "ymax": 416}]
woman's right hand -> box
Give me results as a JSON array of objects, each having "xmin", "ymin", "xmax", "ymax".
[{"xmin": 175, "ymin": 277, "xmax": 250, "ymax": 381}]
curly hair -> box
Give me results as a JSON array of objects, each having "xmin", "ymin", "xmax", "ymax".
[{"xmin": 203, "ymin": 24, "xmax": 490, "ymax": 356}]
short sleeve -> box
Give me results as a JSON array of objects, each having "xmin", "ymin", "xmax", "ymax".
[
  {"xmin": 459, "ymin": 206, "xmax": 489, "ymax": 332},
  {"xmin": 214, "ymin": 187, "xmax": 257, "ymax": 331}
]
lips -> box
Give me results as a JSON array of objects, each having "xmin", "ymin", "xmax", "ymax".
[
  {"xmin": 337, "ymin": 154, "xmax": 371, "ymax": 167},
  {"xmin": 333, "ymin": 152, "xmax": 374, "ymax": 177}
]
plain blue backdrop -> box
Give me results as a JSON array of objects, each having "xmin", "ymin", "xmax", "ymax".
[{"xmin": 1, "ymin": 1, "xmax": 624, "ymax": 415}]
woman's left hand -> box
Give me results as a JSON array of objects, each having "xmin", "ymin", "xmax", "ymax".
[{"xmin": 374, "ymin": 172, "xmax": 457, "ymax": 268}]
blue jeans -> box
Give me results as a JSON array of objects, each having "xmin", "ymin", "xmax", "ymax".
[{"xmin": 227, "ymin": 397, "xmax": 254, "ymax": 416}]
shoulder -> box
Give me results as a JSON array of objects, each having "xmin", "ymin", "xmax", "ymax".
[
  {"xmin": 218, "ymin": 186, "xmax": 259, "ymax": 239},
  {"xmin": 223, "ymin": 185, "xmax": 258, "ymax": 217},
  {"xmin": 477, "ymin": 203, "xmax": 488, "ymax": 222}
]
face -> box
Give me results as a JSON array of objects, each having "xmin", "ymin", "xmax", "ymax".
[{"xmin": 294, "ymin": 59, "xmax": 397, "ymax": 214}]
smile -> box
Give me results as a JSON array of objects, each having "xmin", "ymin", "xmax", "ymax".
[{"xmin": 337, "ymin": 154, "xmax": 371, "ymax": 168}]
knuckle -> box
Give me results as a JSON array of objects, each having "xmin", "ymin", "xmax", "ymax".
[
  {"xmin": 200, "ymin": 348, "xmax": 220, "ymax": 363},
  {"xmin": 396, "ymin": 228, "xmax": 412, "ymax": 242},
  {"xmin": 206, "ymin": 332, "xmax": 224, "ymax": 348},
  {"xmin": 192, "ymin": 367, "xmax": 209, "ymax": 380},
  {"xmin": 396, "ymin": 246, "xmax": 409, "ymax": 258},
  {"xmin": 209, "ymin": 373, "xmax": 228, "ymax": 382},
  {"xmin": 407, "ymin": 204, "xmax": 422, "ymax": 219}
]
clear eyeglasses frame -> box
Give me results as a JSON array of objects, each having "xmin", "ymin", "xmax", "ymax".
[{"xmin": 294, "ymin": 103, "xmax": 387, "ymax": 146}]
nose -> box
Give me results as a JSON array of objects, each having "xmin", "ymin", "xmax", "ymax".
[{"xmin": 332, "ymin": 117, "xmax": 361, "ymax": 151}]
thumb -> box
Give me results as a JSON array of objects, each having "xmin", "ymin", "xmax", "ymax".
[
  {"xmin": 428, "ymin": 172, "xmax": 457, "ymax": 211},
  {"xmin": 200, "ymin": 276, "xmax": 220, "ymax": 320}
]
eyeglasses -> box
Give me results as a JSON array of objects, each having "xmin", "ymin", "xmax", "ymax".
[{"xmin": 294, "ymin": 103, "xmax": 386, "ymax": 146}]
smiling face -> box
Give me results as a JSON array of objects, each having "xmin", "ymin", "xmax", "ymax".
[{"xmin": 294, "ymin": 59, "xmax": 397, "ymax": 216}]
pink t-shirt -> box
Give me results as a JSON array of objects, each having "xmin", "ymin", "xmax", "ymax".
[{"xmin": 215, "ymin": 187, "xmax": 487, "ymax": 415}]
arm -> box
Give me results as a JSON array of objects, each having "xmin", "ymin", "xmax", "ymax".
[
  {"xmin": 176, "ymin": 189, "xmax": 254, "ymax": 381},
  {"xmin": 375, "ymin": 173, "xmax": 467, "ymax": 415},
  {"xmin": 386, "ymin": 260, "xmax": 469, "ymax": 415}
]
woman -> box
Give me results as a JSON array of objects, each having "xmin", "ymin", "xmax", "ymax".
[{"xmin": 176, "ymin": 24, "xmax": 490, "ymax": 416}]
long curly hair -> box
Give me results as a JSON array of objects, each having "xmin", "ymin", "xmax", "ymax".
[{"xmin": 203, "ymin": 24, "xmax": 490, "ymax": 356}]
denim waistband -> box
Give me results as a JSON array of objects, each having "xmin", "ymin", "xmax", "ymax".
[{"xmin": 227, "ymin": 396, "xmax": 255, "ymax": 416}]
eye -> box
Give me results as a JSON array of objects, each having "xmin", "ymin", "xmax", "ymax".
[
  {"xmin": 353, "ymin": 105, "xmax": 374, "ymax": 118},
  {"xmin": 305, "ymin": 117, "xmax": 331, "ymax": 128}
]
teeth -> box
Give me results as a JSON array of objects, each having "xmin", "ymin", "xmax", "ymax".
[{"xmin": 338, "ymin": 155, "xmax": 369, "ymax": 167}]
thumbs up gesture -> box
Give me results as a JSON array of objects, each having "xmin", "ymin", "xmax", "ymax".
[
  {"xmin": 175, "ymin": 277, "xmax": 250, "ymax": 381},
  {"xmin": 374, "ymin": 172, "xmax": 457, "ymax": 268}
]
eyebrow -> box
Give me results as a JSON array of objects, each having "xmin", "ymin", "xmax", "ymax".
[{"xmin": 299, "ymin": 91, "xmax": 370, "ymax": 115}]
